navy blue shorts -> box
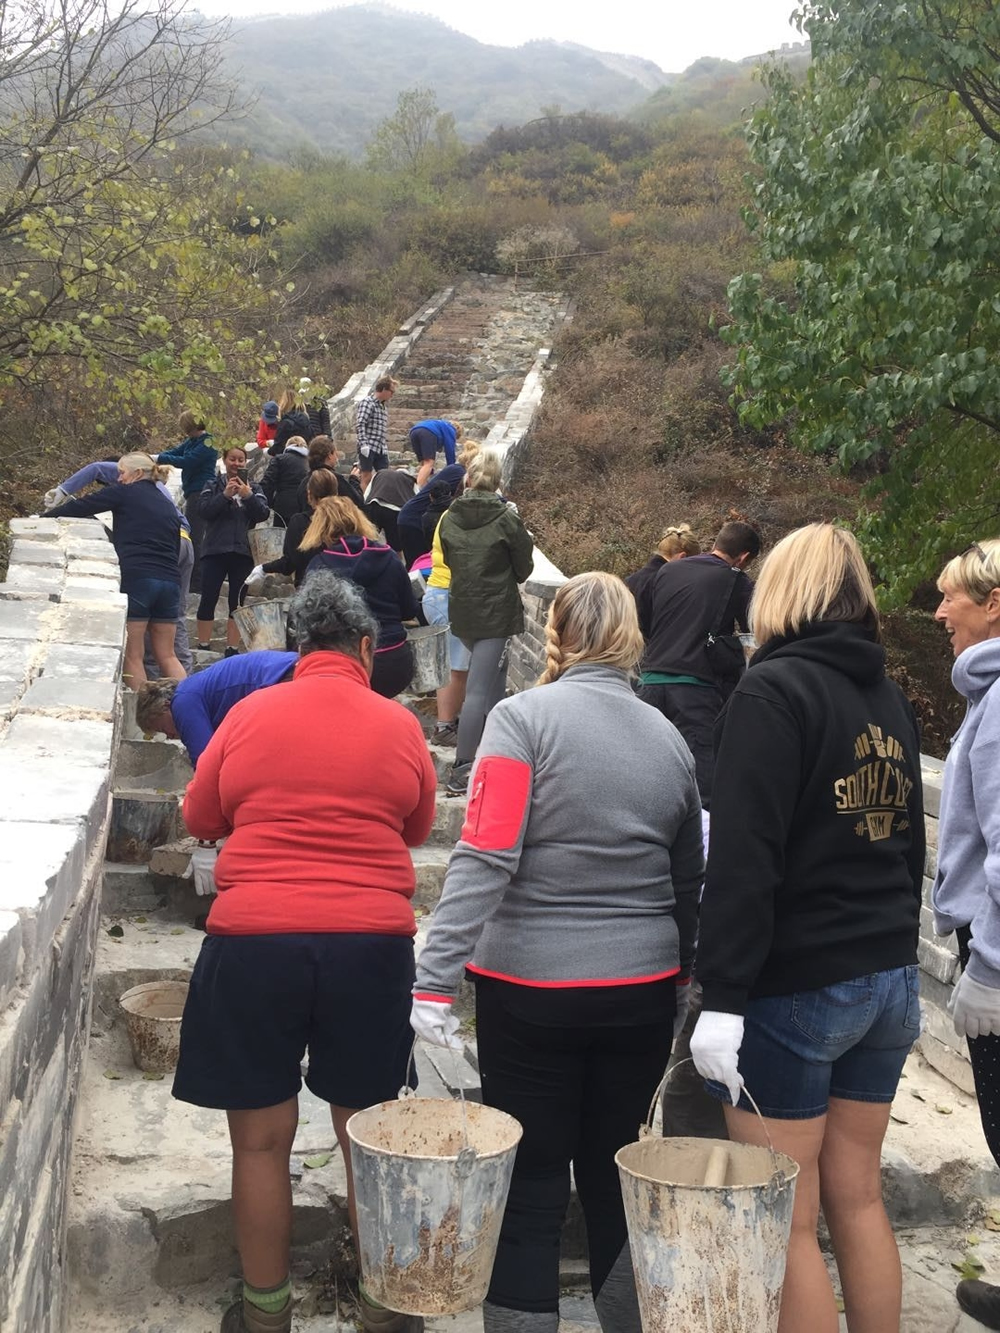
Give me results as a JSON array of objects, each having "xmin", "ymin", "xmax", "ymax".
[
  {"xmin": 125, "ymin": 576, "xmax": 180, "ymax": 623},
  {"xmin": 172, "ymin": 932, "xmax": 417, "ymax": 1111},
  {"xmin": 409, "ymin": 426, "xmax": 440, "ymax": 462},
  {"xmin": 706, "ymin": 966, "xmax": 920, "ymax": 1119},
  {"xmin": 359, "ymin": 449, "xmax": 389, "ymax": 473}
]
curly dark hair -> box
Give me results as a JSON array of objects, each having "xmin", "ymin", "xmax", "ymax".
[{"xmin": 288, "ymin": 571, "xmax": 378, "ymax": 656}]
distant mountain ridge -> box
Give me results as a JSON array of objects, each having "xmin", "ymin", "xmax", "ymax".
[{"xmin": 215, "ymin": 4, "xmax": 671, "ymax": 157}]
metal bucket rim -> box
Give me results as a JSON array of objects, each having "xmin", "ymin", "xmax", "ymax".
[
  {"xmin": 615, "ymin": 1136, "xmax": 800, "ymax": 1191},
  {"xmin": 119, "ymin": 979, "xmax": 189, "ymax": 1022},
  {"xmin": 347, "ymin": 1098, "xmax": 523, "ymax": 1162}
]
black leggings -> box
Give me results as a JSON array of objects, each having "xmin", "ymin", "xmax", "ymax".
[
  {"xmin": 958, "ymin": 927, "xmax": 1000, "ymax": 1164},
  {"xmin": 197, "ymin": 552, "xmax": 254, "ymax": 624},
  {"xmin": 474, "ymin": 976, "xmax": 674, "ymax": 1313}
]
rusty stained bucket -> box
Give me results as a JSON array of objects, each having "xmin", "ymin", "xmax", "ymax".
[
  {"xmin": 119, "ymin": 979, "xmax": 189, "ymax": 1073},
  {"xmin": 232, "ymin": 599, "xmax": 289, "ymax": 651},
  {"xmin": 406, "ymin": 624, "xmax": 449, "ymax": 694},
  {"xmin": 347, "ymin": 1097, "xmax": 522, "ymax": 1316},
  {"xmin": 248, "ymin": 524, "xmax": 286, "ymax": 565},
  {"xmin": 615, "ymin": 1135, "xmax": 799, "ymax": 1332}
]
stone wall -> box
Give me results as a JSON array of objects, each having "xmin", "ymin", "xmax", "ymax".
[
  {"xmin": 914, "ymin": 757, "xmax": 971, "ymax": 1093},
  {"xmin": 0, "ymin": 517, "xmax": 124, "ymax": 1333},
  {"xmin": 506, "ymin": 549, "xmax": 567, "ymax": 694}
]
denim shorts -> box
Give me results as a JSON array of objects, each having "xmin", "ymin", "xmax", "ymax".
[
  {"xmin": 125, "ymin": 576, "xmax": 180, "ymax": 623},
  {"xmin": 706, "ymin": 966, "xmax": 920, "ymax": 1119},
  {"xmin": 422, "ymin": 585, "xmax": 472, "ymax": 672}
]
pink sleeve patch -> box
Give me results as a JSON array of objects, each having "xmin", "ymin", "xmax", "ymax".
[{"xmin": 461, "ymin": 756, "xmax": 531, "ymax": 851}]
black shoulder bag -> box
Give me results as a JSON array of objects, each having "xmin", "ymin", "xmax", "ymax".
[{"xmin": 705, "ymin": 569, "xmax": 746, "ymax": 688}]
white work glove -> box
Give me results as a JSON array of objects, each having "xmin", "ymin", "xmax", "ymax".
[
  {"xmin": 690, "ymin": 1010, "xmax": 745, "ymax": 1106},
  {"xmin": 410, "ymin": 997, "xmax": 463, "ymax": 1051},
  {"xmin": 674, "ymin": 981, "xmax": 691, "ymax": 1041},
  {"xmin": 44, "ymin": 485, "xmax": 69, "ymax": 510},
  {"xmin": 185, "ymin": 842, "xmax": 218, "ymax": 897},
  {"xmin": 950, "ymin": 971, "xmax": 1000, "ymax": 1040},
  {"xmin": 245, "ymin": 563, "xmax": 266, "ymax": 592}
]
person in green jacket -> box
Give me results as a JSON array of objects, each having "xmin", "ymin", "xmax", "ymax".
[{"xmin": 438, "ymin": 449, "xmax": 534, "ymax": 793}]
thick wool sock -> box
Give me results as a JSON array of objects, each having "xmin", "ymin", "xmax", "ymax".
[
  {"xmin": 593, "ymin": 1243, "xmax": 642, "ymax": 1333},
  {"xmin": 243, "ymin": 1277, "xmax": 291, "ymax": 1314}
]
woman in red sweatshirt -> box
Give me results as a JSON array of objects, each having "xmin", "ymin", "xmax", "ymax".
[{"xmin": 173, "ymin": 571, "xmax": 437, "ymax": 1333}]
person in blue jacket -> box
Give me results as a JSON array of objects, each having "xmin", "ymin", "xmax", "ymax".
[
  {"xmin": 397, "ymin": 463, "xmax": 466, "ymax": 567},
  {"xmin": 44, "ymin": 458, "xmax": 194, "ymax": 674},
  {"xmin": 134, "ymin": 650, "xmax": 297, "ymax": 766},
  {"xmin": 157, "ymin": 410, "xmax": 216, "ymax": 593},
  {"xmin": 408, "ymin": 418, "xmax": 463, "ymax": 488}
]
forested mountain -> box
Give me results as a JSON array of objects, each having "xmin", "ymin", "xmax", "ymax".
[{"xmin": 216, "ymin": 4, "xmax": 669, "ymax": 157}]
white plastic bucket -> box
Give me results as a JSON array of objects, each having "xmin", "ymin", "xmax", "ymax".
[
  {"xmin": 232, "ymin": 599, "xmax": 289, "ymax": 651},
  {"xmin": 615, "ymin": 1132, "xmax": 798, "ymax": 1331},
  {"xmin": 347, "ymin": 1097, "xmax": 522, "ymax": 1315},
  {"xmin": 406, "ymin": 624, "xmax": 449, "ymax": 693}
]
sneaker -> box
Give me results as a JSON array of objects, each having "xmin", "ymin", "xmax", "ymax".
[
  {"xmin": 432, "ymin": 722, "xmax": 458, "ymax": 747},
  {"xmin": 224, "ymin": 646, "xmax": 239, "ymax": 658},
  {"xmin": 358, "ymin": 1290, "xmax": 424, "ymax": 1333},
  {"xmin": 957, "ymin": 1279, "xmax": 1000, "ymax": 1329},
  {"xmin": 220, "ymin": 1297, "xmax": 292, "ymax": 1333},
  {"xmin": 445, "ymin": 761, "xmax": 473, "ymax": 795}
]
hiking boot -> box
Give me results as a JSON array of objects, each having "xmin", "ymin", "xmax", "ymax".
[
  {"xmin": 431, "ymin": 722, "xmax": 458, "ymax": 747},
  {"xmin": 225, "ymin": 645, "xmax": 240, "ymax": 658},
  {"xmin": 958, "ymin": 1279, "xmax": 1000, "ymax": 1329},
  {"xmin": 220, "ymin": 1297, "xmax": 293, "ymax": 1333},
  {"xmin": 358, "ymin": 1290, "xmax": 424, "ymax": 1333},
  {"xmin": 445, "ymin": 761, "xmax": 473, "ymax": 795}
]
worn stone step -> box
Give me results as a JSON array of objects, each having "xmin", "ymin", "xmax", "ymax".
[
  {"xmin": 107, "ymin": 791, "xmax": 183, "ymax": 864},
  {"xmin": 115, "ymin": 738, "xmax": 192, "ymax": 794}
]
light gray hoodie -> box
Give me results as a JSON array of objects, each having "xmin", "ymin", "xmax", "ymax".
[{"xmin": 933, "ymin": 637, "xmax": 1000, "ymax": 986}]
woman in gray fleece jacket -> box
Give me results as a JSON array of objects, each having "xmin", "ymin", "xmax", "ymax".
[
  {"xmin": 412, "ymin": 571, "xmax": 704, "ymax": 1333},
  {"xmin": 932, "ymin": 537, "xmax": 1000, "ymax": 1329}
]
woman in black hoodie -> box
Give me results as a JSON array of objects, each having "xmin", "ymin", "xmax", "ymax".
[
  {"xmin": 690, "ymin": 524, "xmax": 925, "ymax": 1333},
  {"xmin": 269, "ymin": 388, "xmax": 314, "ymax": 456}
]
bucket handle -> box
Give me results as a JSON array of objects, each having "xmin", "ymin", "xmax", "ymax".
[
  {"xmin": 405, "ymin": 1037, "xmax": 477, "ymax": 1175},
  {"xmin": 645, "ymin": 1058, "xmax": 790, "ymax": 1182}
]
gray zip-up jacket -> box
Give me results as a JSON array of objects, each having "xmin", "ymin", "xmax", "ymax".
[
  {"xmin": 415, "ymin": 664, "xmax": 704, "ymax": 999},
  {"xmin": 933, "ymin": 637, "xmax": 1000, "ymax": 987}
]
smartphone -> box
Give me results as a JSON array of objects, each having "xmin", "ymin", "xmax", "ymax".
[{"xmin": 236, "ymin": 467, "xmax": 249, "ymax": 484}]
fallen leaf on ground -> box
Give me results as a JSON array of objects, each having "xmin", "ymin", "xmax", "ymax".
[
  {"xmin": 142, "ymin": 1071, "xmax": 165, "ymax": 1081},
  {"xmin": 303, "ymin": 1153, "xmax": 332, "ymax": 1170},
  {"xmin": 107, "ymin": 924, "xmax": 124, "ymax": 938},
  {"xmin": 935, "ymin": 1105, "xmax": 954, "ymax": 1115},
  {"xmin": 103, "ymin": 1070, "xmax": 122, "ymax": 1080}
]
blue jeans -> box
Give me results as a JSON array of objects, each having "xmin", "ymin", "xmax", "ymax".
[{"xmin": 706, "ymin": 966, "xmax": 920, "ymax": 1119}]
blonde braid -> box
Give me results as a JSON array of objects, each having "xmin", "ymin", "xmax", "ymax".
[{"xmin": 537, "ymin": 619, "xmax": 565, "ymax": 685}]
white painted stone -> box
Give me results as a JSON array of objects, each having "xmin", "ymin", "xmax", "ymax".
[
  {"xmin": 2, "ymin": 715, "xmax": 115, "ymax": 767},
  {"xmin": 7, "ymin": 518, "xmax": 60, "ymax": 541},
  {"xmin": 66, "ymin": 559, "xmax": 119, "ymax": 579},
  {"xmin": 0, "ymin": 600, "xmax": 53, "ymax": 640},
  {"xmin": 9, "ymin": 541, "xmax": 65, "ymax": 568},
  {"xmin": 51, "ymin": 603, "xmax": 126, "ymax": 647},
  {"xmin": 40, "ymin": 643, "xmax": 122, "ymax": 681},
  {"xmin": 2, "ymin": 564, "xmax": 64, "ymax": 593},
  {"xmin": 0, "ymin": 821, "xmax": 87, "ymax": 972}
]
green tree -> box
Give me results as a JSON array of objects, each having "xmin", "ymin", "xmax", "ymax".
[
  {"xmin": 723, "ymin": 0, "xmax": 1000, "ymax": 601},
  {"xmin": 365, "ymin": 87, "xmax": 464, "ymax": 179}
]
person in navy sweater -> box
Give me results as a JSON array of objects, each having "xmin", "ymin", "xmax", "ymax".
[
  {"xmin": 397, "ymin": 463, "xmax": 466, "ymax": 567},
  {"xmin": 46, "ymin": 453, "xmax": 185, "ymax": 687},
  {"xmin": 157, "ymin": 410, "xmax": 216, "ymax": 593},
  {"xmin": 196, "ymin": 445, "xmax": 269, "ymax": 655},
  {"xmin": 303, "ymin": 497, "xmax": 420, "ymax": 699}
]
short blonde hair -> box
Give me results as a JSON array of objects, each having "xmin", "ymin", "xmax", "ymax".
[
  {"xmin": 119, "ymin": 452, "xmax": 169, "ymax": 484},
  {"xmin": 751, "ymin": 523, "xmax": 879, "ymax": 645},
  {"xmin": 466, "ymin": 449, "xmax": 502, "ymax": 492},
  {"xmin": 538, "ymin": 571, "xmax": 645, "ymax": 685},
  {"xmin": 656, "ymin": 524, "xmax": 700, "ymax": 561},
  {"xmin": 937, "ymin": 539, "xmax": 1000, "ymax": 603}
]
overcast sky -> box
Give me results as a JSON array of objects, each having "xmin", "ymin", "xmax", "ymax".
[{"xmin": 196, "ymin": 0, "xmax": 804, "ymax": 74}]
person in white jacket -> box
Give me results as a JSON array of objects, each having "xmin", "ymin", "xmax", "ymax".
[{"xmin": 931, "ymin": 538, "xmax": 1000, "ymax": 1329}]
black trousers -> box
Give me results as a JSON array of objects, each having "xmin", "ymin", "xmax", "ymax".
[
  {"xmin": 474, "ymin": 975, "xmax": 674, "ymax": 1313},
  {"xmin": 196, "ymin": 552, "xmax": 254, "ymax": 625},
  {"xmin": 957, "ymin": 927, "xmax": 1000, "ymax": 1165},
  {"xmin": 184, "ymin": 493, "xmax": 208, "ymax": 593},
  {"xmin": 371, "ymin": 639, "xmax": 413, "ymax": 699},
  {"xmin": 637, "ymin": 682, "xmax": 724, "ymax": 806}
]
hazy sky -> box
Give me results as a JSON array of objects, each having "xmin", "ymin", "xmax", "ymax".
[{"xmin": 196, "ymin": 0, "xmax": 804, "ymax": 74}]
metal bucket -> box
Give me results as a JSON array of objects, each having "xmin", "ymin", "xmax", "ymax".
[
  {"xmin": 248, "ymin": 525, "xmax": 286, "ymax": 565},
  {"xmin": 406, "ymin": 624, "xmax": 449, "ymax": 694},
  {"xmin": 615, "ymin": 1074, "xmax": 798, "ymax": 1333},
  {"xmin": 232, "ymin": 599, "xmax": 289, "ymax": 651},
  {"xmin": 347, "ymin": 1097, "xmax": 522, "ymax": 1315},
  {"xmin": 119, "ymin": 979, "xmax": 189, "ymax": 1073}
]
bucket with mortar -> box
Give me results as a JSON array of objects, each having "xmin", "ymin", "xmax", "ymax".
[
  {"xmin": 248, "ymin": 518, "xmax": 287, "ymax": 566},
  {"xmin": 615, "ymin": 1064, "xmax": 799, "ymax": 1332},
  {"xmin": 119, "ymin": 979, "xmax": 189, "ymax": 1073},
  {"xmin": 406, "ymin": 624, "xmax": 449, "ymax": 693},
  {"xmin": 347, "ymin": 1086, "xmax": 522, "ymax": 1315},
  {"xmin": 232, "ymin": 599, "xmax": 289, "ymax": 651}
]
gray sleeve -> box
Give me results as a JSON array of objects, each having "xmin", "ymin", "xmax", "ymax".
[{"xmin": 414, "ymin": 702, "xmax": 534, "ymax": 999}]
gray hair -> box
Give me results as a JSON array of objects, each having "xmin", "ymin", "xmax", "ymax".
[{"xmin": 289, "ymin": 570, "xmax": 378, "ymax": 656}]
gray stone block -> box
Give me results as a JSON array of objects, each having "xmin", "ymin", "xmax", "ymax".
[
  {"xmin": 0, "ymin": 758, "xmax": 110, "ymax": 857},
  {"xmin": 0, "ymin": 679, "xmax": 24, "ymax": 719},
  {"xmin": 0, "ymin": 910, "xmax": 23, "ymax": 1008},
  {"xmin": 1, "ymin": 715, "xmax": 115, "ymax": 768},
  {"xmin": 65, "ymin": 558, "xmax": 118, "ymax": 579},
  {"xmin": 19, "ymin": 677, "xmax": 117, "ymax": 721},
  {"xmin": 8, "ymin": 518, "xmax": 60, "ymax": 540},
  {"xmin": 918, "ymin": 935, "xmax": 958, "ymax": 985},
  {"xmin": 39, "ymin": 643, "xmax": 121, "ymax": 681},
  {"xmin": 51, "ymin": 603, "xmax": 125, "ymax": 647},
  {"xmin": 2, "ymin": 564, "xmax": 64, "ymax": 594},
  {"xmin": 0, "ymin": 600, "xmax": 52, "ymax": 641},
  {"xmin": 9, "ymin": 541, "xmax": 65, "ymax": 568},
  {"xmin": 0, "ymin": 641, "xmax": 34, "ymax": 684},
  {"xmin": 62, "ymin": 580, "xmax": 126, "ymax": 606},
  {"xmin": 0, "ymin": 821, "xmax": 87, "ymax": 972}
]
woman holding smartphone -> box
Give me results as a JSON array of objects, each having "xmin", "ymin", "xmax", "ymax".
[{"xmin": 196, "ymin": 445, "xmax": 270, "ymax": 656}]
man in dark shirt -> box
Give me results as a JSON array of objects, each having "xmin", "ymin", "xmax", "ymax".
[{"xmin": 638, "ymin": 519, "xmax": 761, "ymax": 806}]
